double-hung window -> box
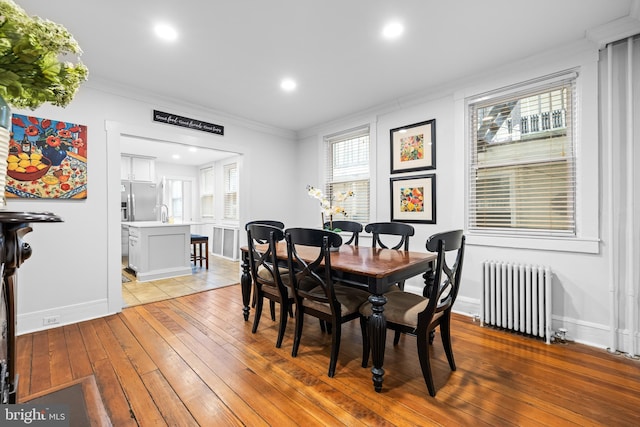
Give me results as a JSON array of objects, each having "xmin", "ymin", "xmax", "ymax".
[
  {"xmin": 199, "ymin": 166, "xmax": 214, "ymax": 218},
  {"xmin": 324, "ymin": 127, "xmax": 370, "ymax": 224},
  {"xmin": 223, "ymin": 162, "xmax": 238, "ymax": 220},
  {"xmin": 468, "ymin": 74, "xmax": 577, "ymax": 236}
]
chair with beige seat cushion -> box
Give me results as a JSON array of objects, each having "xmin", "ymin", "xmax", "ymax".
[
  {"xmin": 246, "ymin": 223, "xmax": 292, "ymax": 348},
  {"xmin": 285, "ymin": 227, "xmax": 371, "ymax": 378},
  {"xmin": 245, "ymin": 220, "xmax": 285, "ymax": 310},
  {"xmin": 360, "ymin": 229, "xmax": 466, "ymax": 396}
]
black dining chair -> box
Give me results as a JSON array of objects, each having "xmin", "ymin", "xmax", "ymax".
[
  {"xmin": 323, "ymin": 220, "xmax": 363, "ymax": 246},
  {"xmin": 364, "ymin": 222, "xmax": 414, "ymax": 250},
  {"xmin": 245, "ymin": 220, "xmax": 285, "ymax": 310},
  {"xmin": 245, "ymin": 220, "xmax": 285, "ymax": 235},
  {"xmin": 365, "ymin": 221, "xmax": 415, "ymax": 295},
  {"xmin": 285, "ymin": 227, "xmax": 371, "ymax": 377},
  {"xmin": 360, "ymin": 229, "xmax": 466, "ymax": 396},
  {"xmin": 246, "ymin": 223, "xmax": 292, "ymax": 348}
]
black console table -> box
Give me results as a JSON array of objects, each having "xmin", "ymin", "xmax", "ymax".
[{"xmin": 0, "ymin": 212, "xmax": 62, "ymax": 404}]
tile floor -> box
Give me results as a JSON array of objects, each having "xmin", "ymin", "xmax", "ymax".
[{"xmin": 122, "ymin": 255, "xmax": 240, "ymax": 307}]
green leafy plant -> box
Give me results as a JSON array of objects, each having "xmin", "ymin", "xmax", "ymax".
[{"xmin": 0, "ymin": 0, "xmax": 88, "ymax": 109}]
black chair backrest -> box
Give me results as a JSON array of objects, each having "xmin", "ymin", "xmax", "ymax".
[
  {"xmin": 246, "ymin": 224, "xmax": 286, "ymax": 287},
  {"xmin": 245, "ymin": 220, "xmax": 285, "ymax": 231},
  {"xmin": 284, "ymin": 228, "xmax": 342, "ymax": 309},
  {"xmin": 421, "ymin": 230, "xmax": 465, "ymax": 325},
  {"xmin": 245, "ymin": 220, "xmax": 285, "ymax": 245},
  {"xmin": 365, "ymin": 222, "xmax": 415, "ymax": 250},
  {"xmin": 323, "ymin": 220, "xmax": 363, "ymax": 246}
]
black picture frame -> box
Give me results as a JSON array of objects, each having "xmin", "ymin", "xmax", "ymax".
[
  {"xmin": 390, "ymin": 119, "xmax": 436, "ymax": 174},
  {"xmin": 390, "ymin": 174, "xmax": 436, "ymax": 224}
]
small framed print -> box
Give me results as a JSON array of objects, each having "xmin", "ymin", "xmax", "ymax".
[
  {"xmin": 390, "ymin": 174, "xmax": 436, "ymax": 224},
  {"xmin": 390, "ymin": 119, "xmax": 436, "ymax": 174}
]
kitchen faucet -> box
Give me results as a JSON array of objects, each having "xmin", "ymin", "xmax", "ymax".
[{"xmin": 160, "ymin": 204, "xmax": 169, "ymax": 223}]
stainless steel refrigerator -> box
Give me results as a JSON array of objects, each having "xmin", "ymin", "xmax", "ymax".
[{"xmin": 121, "ymin": 181, "xmax": 158, "ymax": 221}]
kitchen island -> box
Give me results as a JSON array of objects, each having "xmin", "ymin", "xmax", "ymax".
[{"xmin": 122, "ymin": 221, "xmax": 193, "ymax": 282}]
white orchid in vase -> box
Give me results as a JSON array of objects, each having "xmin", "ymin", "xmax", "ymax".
[{"xmin": 307, "ymin": 185, "xmax": 354, "ymax": 231}]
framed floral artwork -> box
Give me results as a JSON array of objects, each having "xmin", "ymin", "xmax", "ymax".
[
  {"xmin": 390, "ymin": 119, "xmax": 436, "ymax": 174},
  {"xmin": 7, "ymin": 114, "xmax": 87, "ymax": 199},
  {"xmin": 390, "ymin": 174, "xmax": 436, "ymax": 224}
]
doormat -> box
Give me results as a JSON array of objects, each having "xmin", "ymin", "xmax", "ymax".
[
  {"xmin": 28, "ymin": 382, "xmax": 90, "ymax": 426},
  {"xmin": 21, "ymin": 376, "xmax": 110, "ymax": 426}
]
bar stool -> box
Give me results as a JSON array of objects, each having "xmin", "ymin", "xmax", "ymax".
[{"xmin": 190, "ymin": 234, "xmax": 209, "ymax": 269}]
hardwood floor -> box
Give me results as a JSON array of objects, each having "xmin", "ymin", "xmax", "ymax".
[{"xmin": 17, "ymin": 285, "xmax": 640, "ymax": 426}]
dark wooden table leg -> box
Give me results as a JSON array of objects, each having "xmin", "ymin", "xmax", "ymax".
[
  {"xmin": 240, "ymin": 251, "xmax": 251, "ymax": 321},
  {"xmin": 368, "ymin": 293, "xmax": 387, "ymax": 392}
]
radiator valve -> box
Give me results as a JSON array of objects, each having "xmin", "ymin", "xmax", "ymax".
[{"xmin": 553, "ymin": 328, "xmax": 568, "ymax": 343}]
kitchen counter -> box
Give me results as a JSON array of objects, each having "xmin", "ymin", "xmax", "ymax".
[
  {"xmin": 125, "ymin": 222, "xmax": 192, "ymax": 281},
  {"xmin": 122, "ymin": 221, "xmax": 200, "ymax": 228}
]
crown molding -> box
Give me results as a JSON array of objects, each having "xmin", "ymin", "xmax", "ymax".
[
  {"xmin": 586, "ymin": 3, "xmax": 640, "ymax": 49},
  {"xmin": 84, "ymin": 76, "xmax": 297, "ymax": 141}
]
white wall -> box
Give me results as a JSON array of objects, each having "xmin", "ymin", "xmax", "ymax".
[
  {"xmin": 12, "ymin": 82, "xmax": 297, "ymax": 334},
  {"xmin": 295, "ymin": 39, "xmax": 616, "ymax": 350},
  {"xmin": 10, "ymin": 23, "xmax": 634, "ymax": 355}
]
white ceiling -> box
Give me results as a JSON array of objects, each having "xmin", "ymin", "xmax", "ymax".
[
  {"xmin": 119, "ymin": 135, "xmax": 237, "ymax": 166},
  {"xmin": 16, "ymin": 0, "xmax": 637, "ymax": 134}
]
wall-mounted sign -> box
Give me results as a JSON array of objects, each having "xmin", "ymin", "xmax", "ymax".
[{"xmin": 153, "ymin": 110, "xmax": 224, "ymax": 135}]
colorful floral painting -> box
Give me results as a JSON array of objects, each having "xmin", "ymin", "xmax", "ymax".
[
  {"xmin": 391, "ymin": 119, "xmax": 436, "ymax": 174},
  {"xmin": 400, "ymin": 186, "xmax": 424, "ymax": 212},
  {"xmin": 7, "ymin": 114, "xmax": 87, "ymax": 199},
  {"xmin": 399, "ymin": 134, "xmax": 424, "ymax": 162},
  {"xmin": 390, "ymin": 174, "xmax": 436, "ymax": 224}
]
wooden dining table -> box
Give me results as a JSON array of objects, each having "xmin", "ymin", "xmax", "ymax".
[{"xmin": 240, "ymin": 242, "xmax": 436, "ymax": 392}]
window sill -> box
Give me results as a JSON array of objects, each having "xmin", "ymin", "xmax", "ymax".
[{"xmin": 466, "ymin": 233, "xmax": 600, "ymax": 254}]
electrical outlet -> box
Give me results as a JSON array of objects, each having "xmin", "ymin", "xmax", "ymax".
[{"xmin": 43, "ymin": 315, "xmax": 60, "ymax": 326}]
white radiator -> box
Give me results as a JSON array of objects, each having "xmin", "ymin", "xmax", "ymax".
[
  {"xmin": 481, "ymin": 261, "xmax": 553, "ymax": 344},
  {"xmin": 212, "ymin": 226, "xmax": 240, "ymax": 261}
]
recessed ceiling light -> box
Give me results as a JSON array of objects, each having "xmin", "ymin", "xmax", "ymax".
[
  {"xmin": 172, "ymin": 154, "xmax": 180, "ymax": 159},
  {"xmin": 188, "ymin": 147, "xmax": 197, "ymax": 153},
  {"xmin": 382, "ymin": 21, "xmax": 404, "ymax": 39},
  {"xmin": 280, "ymin": 78, "xmax": 297, "ymax": 92},
  {"xmin": 154, "ymin": 23, "xmax": 178, "ymax": 41}
]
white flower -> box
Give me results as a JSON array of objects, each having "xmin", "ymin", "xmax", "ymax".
[{"xmin": 307, "ymin": 184, "xmax": 354, "ymax": 218}]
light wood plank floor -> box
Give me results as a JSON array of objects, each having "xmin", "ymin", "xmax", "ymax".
[
  {"xmin": 17, "ymin": 285, "xmax": 640, "ymax": 426},
  {"xmin": 121, "ymin": 256, "xmax": 239, "ymax": 307}
]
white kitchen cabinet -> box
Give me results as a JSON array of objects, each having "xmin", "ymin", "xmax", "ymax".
[
  {"xmin": 124, "ymin": 221, "xmax": 192, "ymax": 281},
  {"xmin": 121, "ymin": 155, "xmax": 156, "ymax": 182},
  {"xmin": 128, "ymin": 233, "xmax": 140, "ymax": 272},
  {"xmin": 121, "ymin": 224, "xmax": 129, "ymax": 256}
]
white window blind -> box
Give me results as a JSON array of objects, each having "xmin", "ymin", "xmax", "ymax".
[
  {"xmin": 224, "ymin": 163, "xmax": 238, "ymax": 220},
  {"xmin": 200, "ymin": 166, "xmax": 214, "ymax": 218},
  {"xmin": 325, "ymin": 127, "xmax": 370, "ymax": 224},
  {"xmin": 468, "ymin": 75, "xmax": 577, "ymax": 236}
]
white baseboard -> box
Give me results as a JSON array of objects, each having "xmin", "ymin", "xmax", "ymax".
[
  {"xmin": 17, "ymin": 299, "xmax": 112, "ymax": 335},
  {"xmin": 448, "ymin": 296, "xmax": 614, "ymax": 351}
]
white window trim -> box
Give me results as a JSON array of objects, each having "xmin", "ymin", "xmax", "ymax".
[
  {"xmin": 316, "ymin": 117, "xmax": 378, "ymax": 224},
  {"xmin": 458, "ymin": 61, "xmax": 600, "ymax": 254}
]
